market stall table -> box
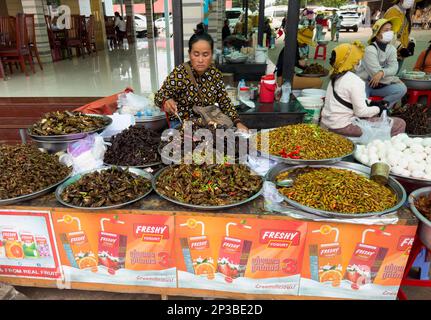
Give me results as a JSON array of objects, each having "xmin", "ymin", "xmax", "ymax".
[{"xmin": 0, "ymin": 175, "xmax": 418, "ymax": 300}]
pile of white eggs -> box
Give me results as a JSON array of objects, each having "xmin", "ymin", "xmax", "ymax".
[{"xmin": 355, "ymin": 133, "xmax": 431, "ymax": 180}]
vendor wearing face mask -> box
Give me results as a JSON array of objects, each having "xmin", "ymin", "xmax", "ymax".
[
  {"xmin": 356, "ymin": 18, "xmax": 407, "ymax": 108},
  {"xmin": 383, "ymin": 0, "xmax": 423, "ymax": 69},
  {"xmin": 321, "ymin": 41, "xmax": 406, "ymax": 138}
]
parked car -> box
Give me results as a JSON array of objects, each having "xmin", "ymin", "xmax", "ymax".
[
  {"xmin": 264, "ymin": 5, "xmax": 288, "ymax": 29},
  {"xmin": 225, "ymin": 7, "xmax": 252, "ymax": 33},
  {"xmin": 134, "ymin": 13, "xmax": 147, "ymax": 35},
  {"xmin": 338, "ymin": 11, "xmax": 361, "ymax": 32},
  {"xmin": 155, "ymin": 15, "xmax": 173, "ymax": 36}
]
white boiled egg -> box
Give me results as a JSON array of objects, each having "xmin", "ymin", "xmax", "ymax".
[{"xmin": 412, "ymin": 170, "xmax": 425, "ymax": 179}]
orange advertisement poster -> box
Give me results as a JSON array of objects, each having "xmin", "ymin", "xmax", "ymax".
[
  {"xmin": 299, "ymin": 222, "xmax": 417, "ymax": 299},
  {"xmin": 175, "ymin": 215, "xmax": 306, "ymax": 295},
  {"xmin": 52, "ymin": 211, "xmax": 176, "ymax": 287}
]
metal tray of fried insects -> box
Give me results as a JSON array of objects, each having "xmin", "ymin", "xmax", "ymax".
[
  {"xmin": 55, "ymin": 166, "xmax": 153, "ymax": 210},
  {"xmin": 152, "ymin": 165, "xmax": 263, "ymax": 210},
  {"xmin": 0, "ymin": 172, "xmax": 72, "ymax": 206},
  {"xmin": 265, "ymin": 161, "xmax": 406, "ymax": 218},
  {"xmin": 28, "ymin": 114, "xmax": 113, "ymax": 142},
  {"xmin": 249, "ymin": 128, "xmax": 356, "ymax": 165}
]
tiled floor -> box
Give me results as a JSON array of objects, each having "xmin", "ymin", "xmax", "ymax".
[{"xmin": 0, "ymin": 37, "xmax": 175, "ymax": 97}]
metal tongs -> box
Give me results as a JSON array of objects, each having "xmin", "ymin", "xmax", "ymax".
[{"xmin": 174, "ymin": 112, "xmax": 183, "ymax": 124}]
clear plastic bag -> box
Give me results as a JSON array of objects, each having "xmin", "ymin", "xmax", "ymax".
[
  {"xmin": 352, "ymin": 111, "xmax": 393, "ymax": 145},
  {"xmin": 117, "ymin": 92, "xmax": 163, "ymax": 117},
  {"xmin": 65, "ymin": 134, "xmax": 108, "ymax": 174}
]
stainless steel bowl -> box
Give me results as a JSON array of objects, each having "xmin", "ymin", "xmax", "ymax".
[
  {"xmin": 55, "ymin": 166, "xmax": 153, "ymax": 210},
  {"xmin": 135, "ymin": 114, "xmax": 168, "ymax": 132},
  {"xmin": 400, "ymin": 77, "xmax": 431, "ymax": 90},
  {"xmin": 408, "ymin": 187, "xmax": 431, "ymax": 250},
  {"xmin": 224, "ymin": 55, "xmax": 248, "ymax": 64},
  {"xmin": 28, "ymin": 114, "xmax": 113, "ymax": 141},
  {"xmin": 32, "ymin": 137, "xmax": 84, "ymax": 153},
  {"xmin": 152, "ymin": 165, "xmax": 263, "ymax": 210},
  {"xmin": 250, "ymin": 128, "xmax": 355, "ymax": 165},
  {"xmin": 266, "ymin": 161, "xmax": 407, "ymax": 218}
]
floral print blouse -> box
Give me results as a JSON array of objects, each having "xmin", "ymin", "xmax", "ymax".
[{"xmin": 154, "ymin": 61, "xmax": 240, "ymax": 124}]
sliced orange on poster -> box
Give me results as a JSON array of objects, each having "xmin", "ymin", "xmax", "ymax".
[
  {"xmin": 319, "ymin": 269, "xmax": 343, "ymax": 283},
  {"xmin": 319, "ymin": 225, "xmax": 332, "ymax": 235},
  {"xmin": 186, "ymin": 219, "xmax": 198, "ymax": 229},
  {"xmin": 78, "ymin": 256, "xmax": 97, "ymax": 269},
  {"xmin": 195, "ymin": 262, "xmax": 215, "ymax": 276}
]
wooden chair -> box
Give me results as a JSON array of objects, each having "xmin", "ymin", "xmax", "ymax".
[
  {"xmin": 0, "ymin": 14, "xmax": 35, "ymax": 76},
  {"xmin": 65, "ymin": 14, "xmax": 85, "ymax": 58},
  {"xmin": 83, "ymin": 15, "xmax": 97, "ymax": 55},
  {"xmin": 25, "ymin": 14, "xmax": 43, "ymax": 70}
]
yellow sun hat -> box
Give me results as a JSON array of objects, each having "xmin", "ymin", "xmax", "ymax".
[
  {"xmin": 368, "ymin": 17, "xmax": 402, "ymax": 44},
  {"xmin": 331, "ymin": 40, "xmax": 365, "ymax": 74},
  {"xmin": 297, "ymin": 27, "xmax": 316, "ymax": 46}
]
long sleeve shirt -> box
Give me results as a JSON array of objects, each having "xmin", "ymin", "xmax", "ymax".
[
  {"xmin": 356, "ymin": 42, "xmax": 400, "ymax": 85},
  {"xmin": 154, "ymin": 61, "xmax": 240, "ymax": 123},
  {"xmin": 321, "ymin": 71, "xmax": 380, "ymax": 130}
]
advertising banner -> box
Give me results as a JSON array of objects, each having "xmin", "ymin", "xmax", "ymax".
[
  {"xmin": 0, "ymin": 210, "xmax": 62, "ymax": 280},
  {"xmin": 299, "ymin": 222, "xmax": 416, "ymax": 300},
  {"xmin": 52, "ymin": 211, "xmax": 176, "ymax": 287},
  {"xmin": 175, "ymin": 215, "xmax": 307, "ymax": 295}
]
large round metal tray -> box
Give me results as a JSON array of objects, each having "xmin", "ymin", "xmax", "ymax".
[
  {"xmin": 400, "ymin": 77, "xmax": 431, "ymax": 90},
  {"xmin": 266, "ymin": 161, "xmax": 406, "ymax": 218},
  {"xmin": 28, "ymin": 114, "xmax": 113, "ymax": 141},
  {"xmin": 296, "ymin": 70, "xmax": 329, "ymax": 78},
  {"xmin": 55, "ymin": 166, "xmax": 153, "ymax": 210},
  {"xmin": 250, "ymin": 128, "xmax": 355, "ymax": 165},
  {"xmin": 0, "ymin": 170, "xmax": 72, "ymax": 206},
  {"xmin": 408, "ymin": 187, "xmax": 431, "ymax": 249},
  {"xmin": 353, "ymin": 153, "xmax": 431, "ymax": 185},
  {"xmin": 103, "ymin": 160, "xmax": 162, "ymax": 169},
  {"xmin": 152, "ymin": 165, "xmax": 263, "ymax": 210}
]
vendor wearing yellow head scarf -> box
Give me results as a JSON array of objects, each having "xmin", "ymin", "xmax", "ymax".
[
  {"xmin": 275, "ymin": 28, "xmax": 322, "ymax": 90},
  {"xmin": 320, "ymin": 41, "xmax": 406, "ymax": 138},
  {"xmin": 383, "ymin": 0, "xmax": 423, "ymax": 65}
]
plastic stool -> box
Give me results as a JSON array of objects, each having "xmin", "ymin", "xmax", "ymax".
[
  {"xmin": 406, "ymin": 89, "xmax": 431, "ymax": 105},
  {"xmin": 314, "ymin": 44, "xmax": 327, "ymax": 60},
  {"xmin": 412, "ymin": 247, "xmax": 430, "ymax": 280},
  {"xmin": 397, "ymin": 235, "xmax": 431, "ymax": 300},
  {"xmin": 369, "ymin": 96, "xmax": 384, "ymax": 102}
]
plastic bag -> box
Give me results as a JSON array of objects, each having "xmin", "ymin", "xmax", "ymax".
[
  {"xmin": 64, "ymin": 134, "xmax": 108, "ymax": 174},
  {"xmin": 117, "ymin": 92, "xmax": 163, "ymax": 117},
  {"xmin": 352, "ymin": 111, "xmax": 393, "ymax": 145}
]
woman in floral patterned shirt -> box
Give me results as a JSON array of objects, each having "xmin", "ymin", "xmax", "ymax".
[{"xmin": 154, "ymin": 31, "xmax": 248, "ymax": 131}]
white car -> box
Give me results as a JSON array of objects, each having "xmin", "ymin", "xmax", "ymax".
[
  {"xmin": 338, "ymin": 11, "xmax": 361, "ymax": 32},
  {"xmin": 155, "ymin": 15, "xmax": 173, "ymax": 36},
  {"xmin": 264, "ymin": 5, "xmax": 288, "ymax": 29},
  {"xmin": 225, "ymin": 7, "xmax": 253, "ymax": 32},
  {"xmin": 134, "ymin": 13, "xmax": 147, "ymax": 33}
]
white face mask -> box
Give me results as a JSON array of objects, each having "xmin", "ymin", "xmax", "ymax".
[
  {"xmin": 381, "ymin": 30, "xmax": 394, "ymax": 43},
  {"xmin": 402, "ymin": 0, "xmax": 414, "ymax": 9}
]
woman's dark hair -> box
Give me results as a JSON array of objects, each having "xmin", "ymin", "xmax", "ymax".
[{"xmin": 189, "ymin": 30, "xmax": 214, "ymax": 52}]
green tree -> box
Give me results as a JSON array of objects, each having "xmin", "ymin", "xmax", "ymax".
[{"xmin": 320, "ymin": 0, "xmax": 348, "ymax": 8}]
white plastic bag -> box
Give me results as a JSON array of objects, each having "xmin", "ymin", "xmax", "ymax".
[
  {"xmin": 117, "ymin": 92, "xmax": 163, "ymax": 117},
  {"xmin": 65, "ymin": 134, "xmax": 108, "ymax": 174},
  {"xmin": 352, "ymin": 111, "xmax": 393, "ymax": 145}
]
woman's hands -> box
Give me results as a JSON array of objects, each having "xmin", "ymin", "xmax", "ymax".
[
  {"xmin": 369, "ymin": 70, "xmax": 384, "ymax": 88},
  {"xmin": 163, "ymin": 99, "xmax": 178, "ymax": 114},
  {"xmin": 236, "ymin": 122, "xmax": 249, "ymax": 132}
]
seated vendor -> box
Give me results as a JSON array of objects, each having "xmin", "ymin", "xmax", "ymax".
[
  {"xmin": 356, "ymin": 18, "xmax": 407, "ymax": 108},
  {"xmin": 413, "ymin": 40, "xmax": 431, "ymax": 73},
  {"xmin": 275, "ymin": 27, "xmax": 323, "ymax": 90},
  {"xmin": 321, "ymin": 41, "xmax": 406, "ymax": 137},
  {"xmin": 154, "ymin": 31, "xmax": 247, "ymax": 131}
]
